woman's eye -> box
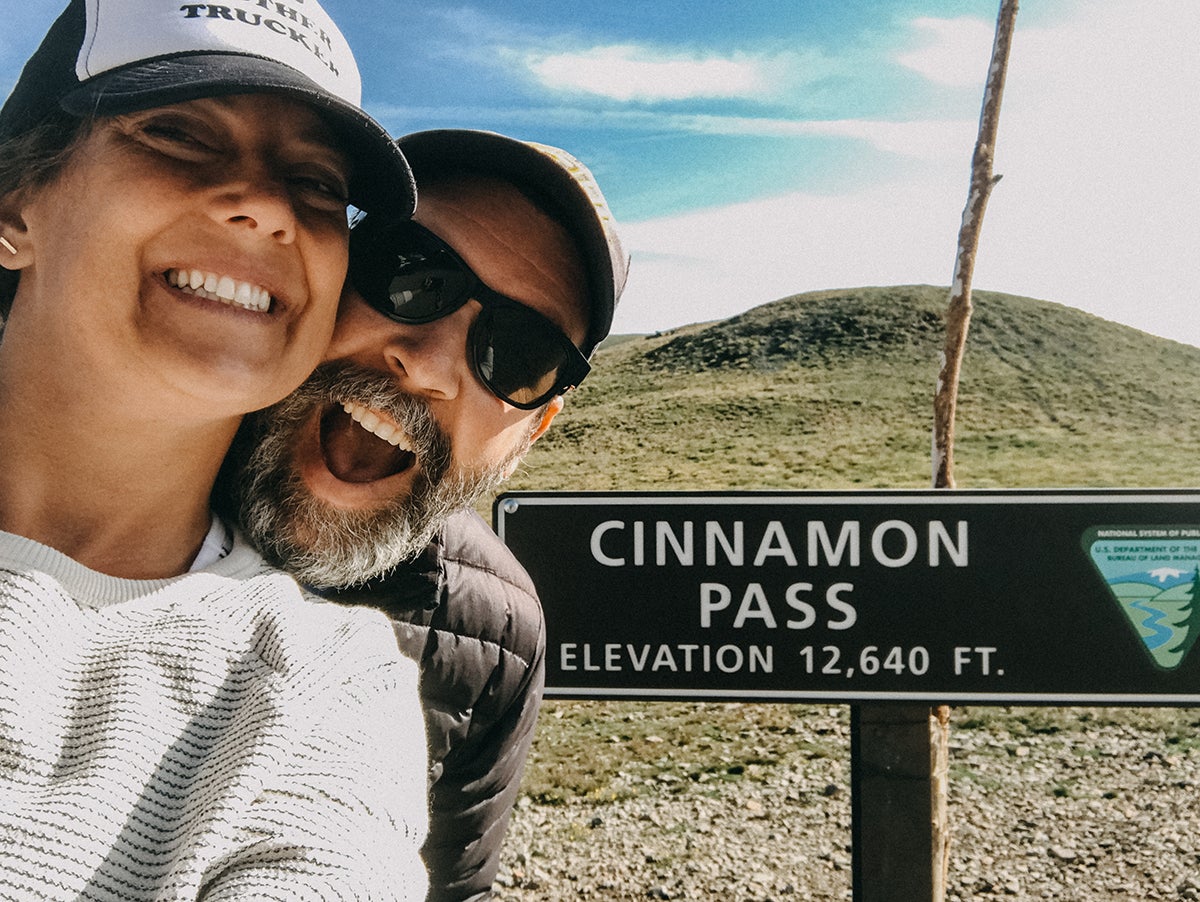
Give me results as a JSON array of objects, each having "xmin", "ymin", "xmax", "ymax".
[
  {"xmin": 133, "ymin": 118, "xmax": 217, "ymax": 156},
  {"xmin": 290, "ymin": 170, "xmax": 351, "ymax": 209}
]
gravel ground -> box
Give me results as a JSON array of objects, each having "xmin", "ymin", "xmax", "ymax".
[{"xmin": 493, "ymin": 705, "xmax": 1200, "ymax": 901}]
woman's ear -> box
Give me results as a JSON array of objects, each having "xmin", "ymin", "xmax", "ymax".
[{"xmin": 0, "ymin": 209, "xmax": 33, "ymax": 271}]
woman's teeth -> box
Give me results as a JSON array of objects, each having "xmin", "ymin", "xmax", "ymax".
[
  {"xmin": 166, "ymin": 268, "xmax": 271, "ymax": 312},
  {"xmin": 343, "ymin": 400, "xmax": 413, "ymax": 449}
]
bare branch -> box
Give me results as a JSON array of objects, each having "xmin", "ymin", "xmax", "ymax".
[{"xmin": 932, "ymin": 0, "xmax": 1020, "ymax": 489}]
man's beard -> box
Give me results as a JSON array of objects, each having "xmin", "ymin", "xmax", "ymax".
[{"xmin": 234, "ymin": 362, "xmax": 529, "ymax": 589}]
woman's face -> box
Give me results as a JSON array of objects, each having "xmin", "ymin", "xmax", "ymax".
[{"xmin": 4, "ymin": 93, "xmax": 351, "ymax": 418}]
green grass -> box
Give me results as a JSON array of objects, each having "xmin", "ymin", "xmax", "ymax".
[
  {"xmin": 505, "ymin": 285, "xmax": 1200, "ymax": 495},
  {"xmin": 491, "ymin": 284, "xmax": 1200, "ymax": 806},
  {"xmin": 518, "ymin": 700, "xmax": 847, "ymax": 806}
]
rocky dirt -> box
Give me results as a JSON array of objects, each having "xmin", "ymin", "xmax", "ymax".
[{"xmin": 493, "ymin": 704, "xmax": 1200, "ymax": 901}]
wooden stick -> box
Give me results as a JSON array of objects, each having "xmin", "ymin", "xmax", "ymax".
[
  {"xmin": 933, "ymin": 0, "xmax": 1020, "ymax": 490},
  {"xmin": 930, "ymin": 4, "xmax": 1019, "ymax": 898}
]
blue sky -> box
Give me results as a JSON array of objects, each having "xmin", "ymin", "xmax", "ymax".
[{"xmin": 5, "ymin": 1, "xmax": 1198, "ymax": 345}]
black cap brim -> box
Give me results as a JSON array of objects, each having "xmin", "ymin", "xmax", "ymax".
[{"xmin": 60, "ymin": 54, "xmax": 415, "ymax": 217}]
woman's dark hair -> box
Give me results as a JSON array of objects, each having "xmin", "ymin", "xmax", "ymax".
[{"xmin": 0, "ymin": 107, "xmax": 92, "ymax": 317}]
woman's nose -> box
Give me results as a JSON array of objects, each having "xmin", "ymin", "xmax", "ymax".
[{"xmin": 209, "ymin": 163, "xmax": 298, "ymax": 244}]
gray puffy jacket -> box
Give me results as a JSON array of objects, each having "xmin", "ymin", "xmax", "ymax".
[{"xmin": 333, "ymin": 508, "xmax": 546, "ymax": 901}]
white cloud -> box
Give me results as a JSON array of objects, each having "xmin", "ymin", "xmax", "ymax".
[
  {"xmin": 548, "ymin": 111, "xmax": 975, "ymax": 161},
  {"xmin": 523, "ymin": 44, "xmax": 786, "ymax": 102},
  {"xmin": 802, "ymin": 118, "xmax": 976, "ymax": 160},
  {"xmin": 978, "ymin": 0, "xmax": 1200, "ymax": 343},
  {"xmin": 374, "ymin": 101, "xmax": 975, "ymax": 163},
  {"xmin": 614, "ymin": 1, "xmax": 1200, "ymax": 350},
  {"xmin": 896, "ymin": 16, "xmax": 998, "ymax": 87},
  {"xmin": 612, "ymin": 176, "xmax": 965, "ymax": 335}
]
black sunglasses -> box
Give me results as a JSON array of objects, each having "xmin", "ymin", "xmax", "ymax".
[{"xmin": 348, "ymin": 218, "xmax": 590, "ymax": 410}]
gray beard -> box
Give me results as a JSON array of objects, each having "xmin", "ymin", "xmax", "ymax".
[{"xmin": 236, "ymin": 362, "xmax": 524, "ymax": 590}]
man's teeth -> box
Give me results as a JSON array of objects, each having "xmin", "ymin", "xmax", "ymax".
[
  {"xmin": 166, "ymin": 268, "xmax": 271, "ymax": 312},
  {"xmin": 343, "ymin": 401, "xmax": 413, "ymax": 449}
]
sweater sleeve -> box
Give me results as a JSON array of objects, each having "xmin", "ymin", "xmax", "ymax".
[{"xmin": 199, "ymin": 655, "xmax": 430, "ymax": 902}]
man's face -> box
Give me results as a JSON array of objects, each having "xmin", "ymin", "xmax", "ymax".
[{"xmin": 235, "ymin": 174, "xmax": 589, "ymax": 587}]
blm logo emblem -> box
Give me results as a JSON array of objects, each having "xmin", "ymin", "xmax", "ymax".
[{"xmin": 1084, "ymin": 527, "xmax": 1200, "ymax": 670}]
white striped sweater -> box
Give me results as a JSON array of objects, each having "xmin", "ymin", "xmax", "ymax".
[{"xmin": 0, "ymin": 529, "xmax": 428, "ymax": 901}]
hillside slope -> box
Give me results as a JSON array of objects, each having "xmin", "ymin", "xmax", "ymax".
[{"xmin": 509, "ymin": 285, "xmax": 1200, "ymax": 492}]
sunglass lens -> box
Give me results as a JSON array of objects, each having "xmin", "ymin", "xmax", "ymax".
[
  {"xmin": 351, "ymin": 223, "xmax": 473, "ymax": 324},
  {"xmin": 473, "ymin": 306, "xmax": 570, "ymax": 407},
  {"xmin": 382, "ymin": 265, "xmax": 472, "ymax": 322}
]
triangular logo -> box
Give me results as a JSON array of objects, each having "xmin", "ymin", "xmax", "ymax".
[{"xmin": 1083, "ymin": 527, "xmax": 1200, "ymax": 671}]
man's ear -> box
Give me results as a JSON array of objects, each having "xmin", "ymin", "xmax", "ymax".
[{"xmin": 529, "ymin": 395, "xmax": 565, "ymax": 445}]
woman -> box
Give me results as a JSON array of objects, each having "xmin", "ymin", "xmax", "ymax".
[{"xmin": 0, "ymin": 1, "xmax": 428, "ymax": 898}]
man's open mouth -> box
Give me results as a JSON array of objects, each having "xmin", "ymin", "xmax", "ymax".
[{"xmin": 318, "ymin": 400, "xmax": 418, "ymax": 483}]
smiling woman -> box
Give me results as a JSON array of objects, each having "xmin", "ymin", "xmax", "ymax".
[
  {"xmin": 0, "ymin": 0, "xmax": 429, "ymax": 899},
  {"xmin": 8, "ymin": 96, "xmax": 352, "ymax": 431}
]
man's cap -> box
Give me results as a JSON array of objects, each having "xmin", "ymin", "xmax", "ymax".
[
  {"xmin": 0, "ymin": 0, "xmax": 415, "ymax": 216},
  {"xmin": 395, "ymin": 129, "xmax": 629, "ymax": 356}
]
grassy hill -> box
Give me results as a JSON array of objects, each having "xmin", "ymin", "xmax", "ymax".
[
  {"xmin": 496, "ymin": 284, "xmax": 1200, "ymax": 807},
  {"xmin": 506, "ymin": 284, "xmax": 1200, "ymax": 494}
]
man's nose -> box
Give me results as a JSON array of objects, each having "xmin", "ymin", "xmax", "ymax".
[
  {"xmin": 376, "ymin": 309, "xmax": 472, "ymax": 401},
  {"xmin": 326, "ymin": 288, "xmax": 476, "ymax": 398}
]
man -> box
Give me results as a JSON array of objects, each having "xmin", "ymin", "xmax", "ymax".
[{"xmin": 219, "ymin": 129, "xmax": 629, "ymax": 901}]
